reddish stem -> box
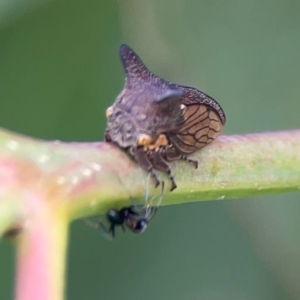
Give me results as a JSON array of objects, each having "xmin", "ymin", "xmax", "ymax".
[{"xmin": 15, "ymin": 205, "xmax": 68, "ymax": 300}]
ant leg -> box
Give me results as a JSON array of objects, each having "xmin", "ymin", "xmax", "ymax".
[
  {"xmin": 147, "ymin": 181, "xmax": 164, "ymax": 220},
  {"xmin": 148, "ymin": 180, "xmax": 165, "ymax": 214},
  {"xmin": 148, "ymin": 206, "xmax": 158, "ymax": 220},
  {"xmin": 127, "ymin": 207, "xmax": 142, "ymax": 215},
  {"xmin": 109, "ymin": 224, "xmax": 116, "ymax": 238},
  {"xmin": 85, "ymin": 219, "xmax": 114, "ymax": 241},
  {"xmin": 144, "ymin": 173, "xmax": 151, "ymax": 203},
  {"xmin": 151, "ymin": 152, "xmax": 177, "ymax": 191},
  {"xmin": 132, "ymin": 147, "xmax": 160, "ymax": 188}
]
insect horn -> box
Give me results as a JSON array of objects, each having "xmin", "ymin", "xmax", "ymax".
[
  {"xmin": 119, "ymin": 44, "xmax": 151, "ymax": 80},
  {"xmin": 154, "ymin": 89, "xmax": 183, "ymax": 103},
  {"xmin": 120, "ymin": 44, "xmax": 183, "ymax": 101}
]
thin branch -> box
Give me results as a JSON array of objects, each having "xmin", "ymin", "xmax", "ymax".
[
  {"xmin": 0, "ymin": 127, "xmax": 299, "ymax": 300},
  {"xmin": 0, "ymin": 127, "xmax": 299, "ymax": 222}
]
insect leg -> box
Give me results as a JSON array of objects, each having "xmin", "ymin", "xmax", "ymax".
[
  {"xmin": 179, "ymin": 154, "xmax": 198, "ymax": 169},
  {"xmin": 146, "ymin": 180, "xmax": 165, "ymax": 220},
  {"xmin": 132, "ymin": 147, "xmax": 160, "ymax": 188},
  {"xmin": 164, "ymin": 146, "xmax": 198, "ymax": 169},
  {"xmin": 85, "ymin": 219, "xmax": 114, "ymax": 241},
  {"xmin": 127, "ymin": 206, "xmax": 141, "ymax": 216},
  {"xmin": 109, "ymin": 224, "xmax": 116, "ymax": 238},
  {"xmin": 151, "ymin": 152, "xmax": 177, "ymax": 191}
]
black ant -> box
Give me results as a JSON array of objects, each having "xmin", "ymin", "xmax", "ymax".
[{"xmin": 86, "ymin": 180, "xmax": 164, "ymax": 240}]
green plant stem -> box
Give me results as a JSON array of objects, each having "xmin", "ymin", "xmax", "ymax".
[
  {"xmin": 0, "ymin": 127, "xmax": 299, "ymax": 299},
  {"xmin": 0, "ymin": 128, "xmax": 300, "ymax": 221}
]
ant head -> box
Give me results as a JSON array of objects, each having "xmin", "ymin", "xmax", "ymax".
[{"xmin": 128, "ymin": 218, "xmax": 148, "ymax": 234}]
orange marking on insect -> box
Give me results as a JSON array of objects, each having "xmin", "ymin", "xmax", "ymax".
[
  {"xmin": 137, "ymin": 134, "xmax": 153, "ymax": 146},
  {"xmin": 106, "ymin": 106, "xmax": 114, "ymax": 118},
  {"xmin": 145, "ymin": 134, "xmax": 169, "ymax": 150}
]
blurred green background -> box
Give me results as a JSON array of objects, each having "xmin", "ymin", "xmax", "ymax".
[{"xmin": 0, "ymin": 0, "xmax": 300, "ymax": 299}]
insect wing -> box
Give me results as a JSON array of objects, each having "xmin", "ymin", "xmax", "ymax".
[{"xmin": 168, "ymin": 85, "xmax": 225, "ymax": 155}]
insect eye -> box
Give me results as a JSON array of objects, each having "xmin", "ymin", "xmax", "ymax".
[{"xmin": 135, "ymin": 219, "xmax": 148, "ymax": 233}]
